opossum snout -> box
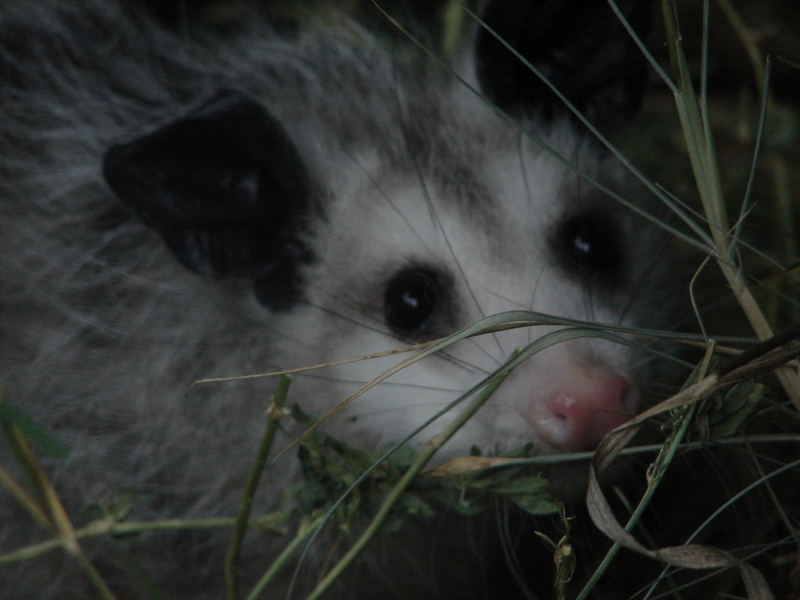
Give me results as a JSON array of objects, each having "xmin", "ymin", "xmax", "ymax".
[{"xmin": 528, "ymin": 368, "xmax": 633, "ymax": 452}]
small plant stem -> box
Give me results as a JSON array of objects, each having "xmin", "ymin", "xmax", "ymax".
[
  {"xmin": 304, "ymin": 365, "xmax": 512, "ymax": 600},
  {"xmin": 244, "ymin": 513, "xmax": 326, "ymax": 600},
  {"xmin": 716, "ymin": 0, "xmax": 798, "ymax": 323},
  {"xmin": 0, "ymin": 514, "xmax": 289, "ymax": 565},
  {"xmin": 715, "ymin": 0, "xmax": 766, "ymax": 96},
  {"xmin": 0, "ymin": 391, "xmax": 52, "ymax": 527},
  {"xmin": 772, "ymin": 157, "xmax": 798, "ymax": 304},
  {"xmin": 578, "ymin": 416, "xmax": 695, "ymax": 600},
  {"xmin": 225, "ymin": 375, "xmax": 291, "ymax": 600},
  {"xmin": 775, "ymin": 156, "xmax": 797, "ymax": 256},
  {"xmin": 1, "ymin": 392, "xmax": 119, "ymax": 599},
  {"xmin": 0, "ymin": 463, "xmax": 51, "ymax": 530},
  {"xmin": 575, "ymin": 343, "xmax": 714, "ymax": 599},
  {"xmin": 441, "ymin": 0, "xmax": 475, "ymax": 58},
  {"xmin": 660, "ymin": 0, "xmax": 800, "ymax": 408},
  {"xmin": 643, "ymin": 455, "xmax": 800, "ymax": 598},
  {"xmin": 72, "ymin": 551, "xmax": 119, "ymax": 600}
]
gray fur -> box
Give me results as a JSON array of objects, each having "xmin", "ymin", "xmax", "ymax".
[{"xmin": 1, "ymin": 1, "xmax": 668, "ymax": 598}]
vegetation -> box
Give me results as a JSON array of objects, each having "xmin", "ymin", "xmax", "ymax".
[{"xmin": 2, "ymin": 0, "xmax": 798, "ymax": 598}]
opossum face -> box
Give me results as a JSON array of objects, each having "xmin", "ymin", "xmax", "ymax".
[
  {"xmin": 289, "ymin": 138, "xmax": 642, "ymax": 459},
  {"xmin": 103, "ymin": 2, "xmax": 653, "ymax": 467}
]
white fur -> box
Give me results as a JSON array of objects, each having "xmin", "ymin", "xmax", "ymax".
[{"xmin": 0, "ymin": 1, "xmax": 669, "ymax": 598}]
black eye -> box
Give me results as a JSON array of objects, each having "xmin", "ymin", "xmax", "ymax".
[
  {"xmin": 384, "ymin": 268, "xmax": 441, "ymax": 335},
  {"xmin": 554, "ymin": 214, "xmax": 624, "ymax": 282}
]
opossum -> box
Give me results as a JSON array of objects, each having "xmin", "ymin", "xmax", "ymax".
[{"xmin": 0, "ymin": 0, "xmax": 666, "ymax": 598}]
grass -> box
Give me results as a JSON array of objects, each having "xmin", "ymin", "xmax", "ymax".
[{"xmin": 1, "ymin": 0, "xmax": 799, "ymax": 598}]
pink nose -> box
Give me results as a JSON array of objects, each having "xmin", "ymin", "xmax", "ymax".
[{"xmin": 535, "ymin": 372, "xmax": 631, "ymax": 452}]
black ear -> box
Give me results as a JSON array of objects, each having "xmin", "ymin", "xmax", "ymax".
[
  {"xmin": 103, "ymin": 90, "xmax": 313, "ymax": 308},
  {"xmin": 475, "ymin": 0, "xmax": 651, "ymax": 136}
]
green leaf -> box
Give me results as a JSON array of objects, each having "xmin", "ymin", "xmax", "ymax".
[
  {"xmin": 0, "ymin": 402, "xmax": 68, "ymax": 459},
  {"xmin": 709, "ymin": 382, "xmax": 766, "ymax": 438}
]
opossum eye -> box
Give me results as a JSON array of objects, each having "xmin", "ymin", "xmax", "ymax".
[
  {"xmin": 384, "ymin": 268, "xmax": 441, "ymax": 335},
  {"xmin": 555, "ymin": 214, "xmax": 623, "ymax": 282}
]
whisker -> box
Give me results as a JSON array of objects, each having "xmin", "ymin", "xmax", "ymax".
[
  {"xmin": 297, "ymin": 293, "xmax": 491, "ymax": 377},
  {"xmin": 291, "ymin": 370, "xmax": 467, "ymax": 395},
  {"xmin": 387, "ymin": 53, "xmax": 505, "ymax": 366},
  {"xmin": 344, "ymin": 147, "xmax": 435, "ymax": 256}
]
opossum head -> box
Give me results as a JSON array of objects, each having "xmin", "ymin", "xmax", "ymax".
[{"xmin": 103, "ymin": 2, "xmax": 656, "ymax": 477}]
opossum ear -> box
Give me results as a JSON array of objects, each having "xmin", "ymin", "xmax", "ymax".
[
  {"xmin": 103, "ymin": 90, "xmax": 312, "ymax": 308},
  {"xmin": 475, "ymin": 0, "xmax": 650, "ymax": 135}
]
